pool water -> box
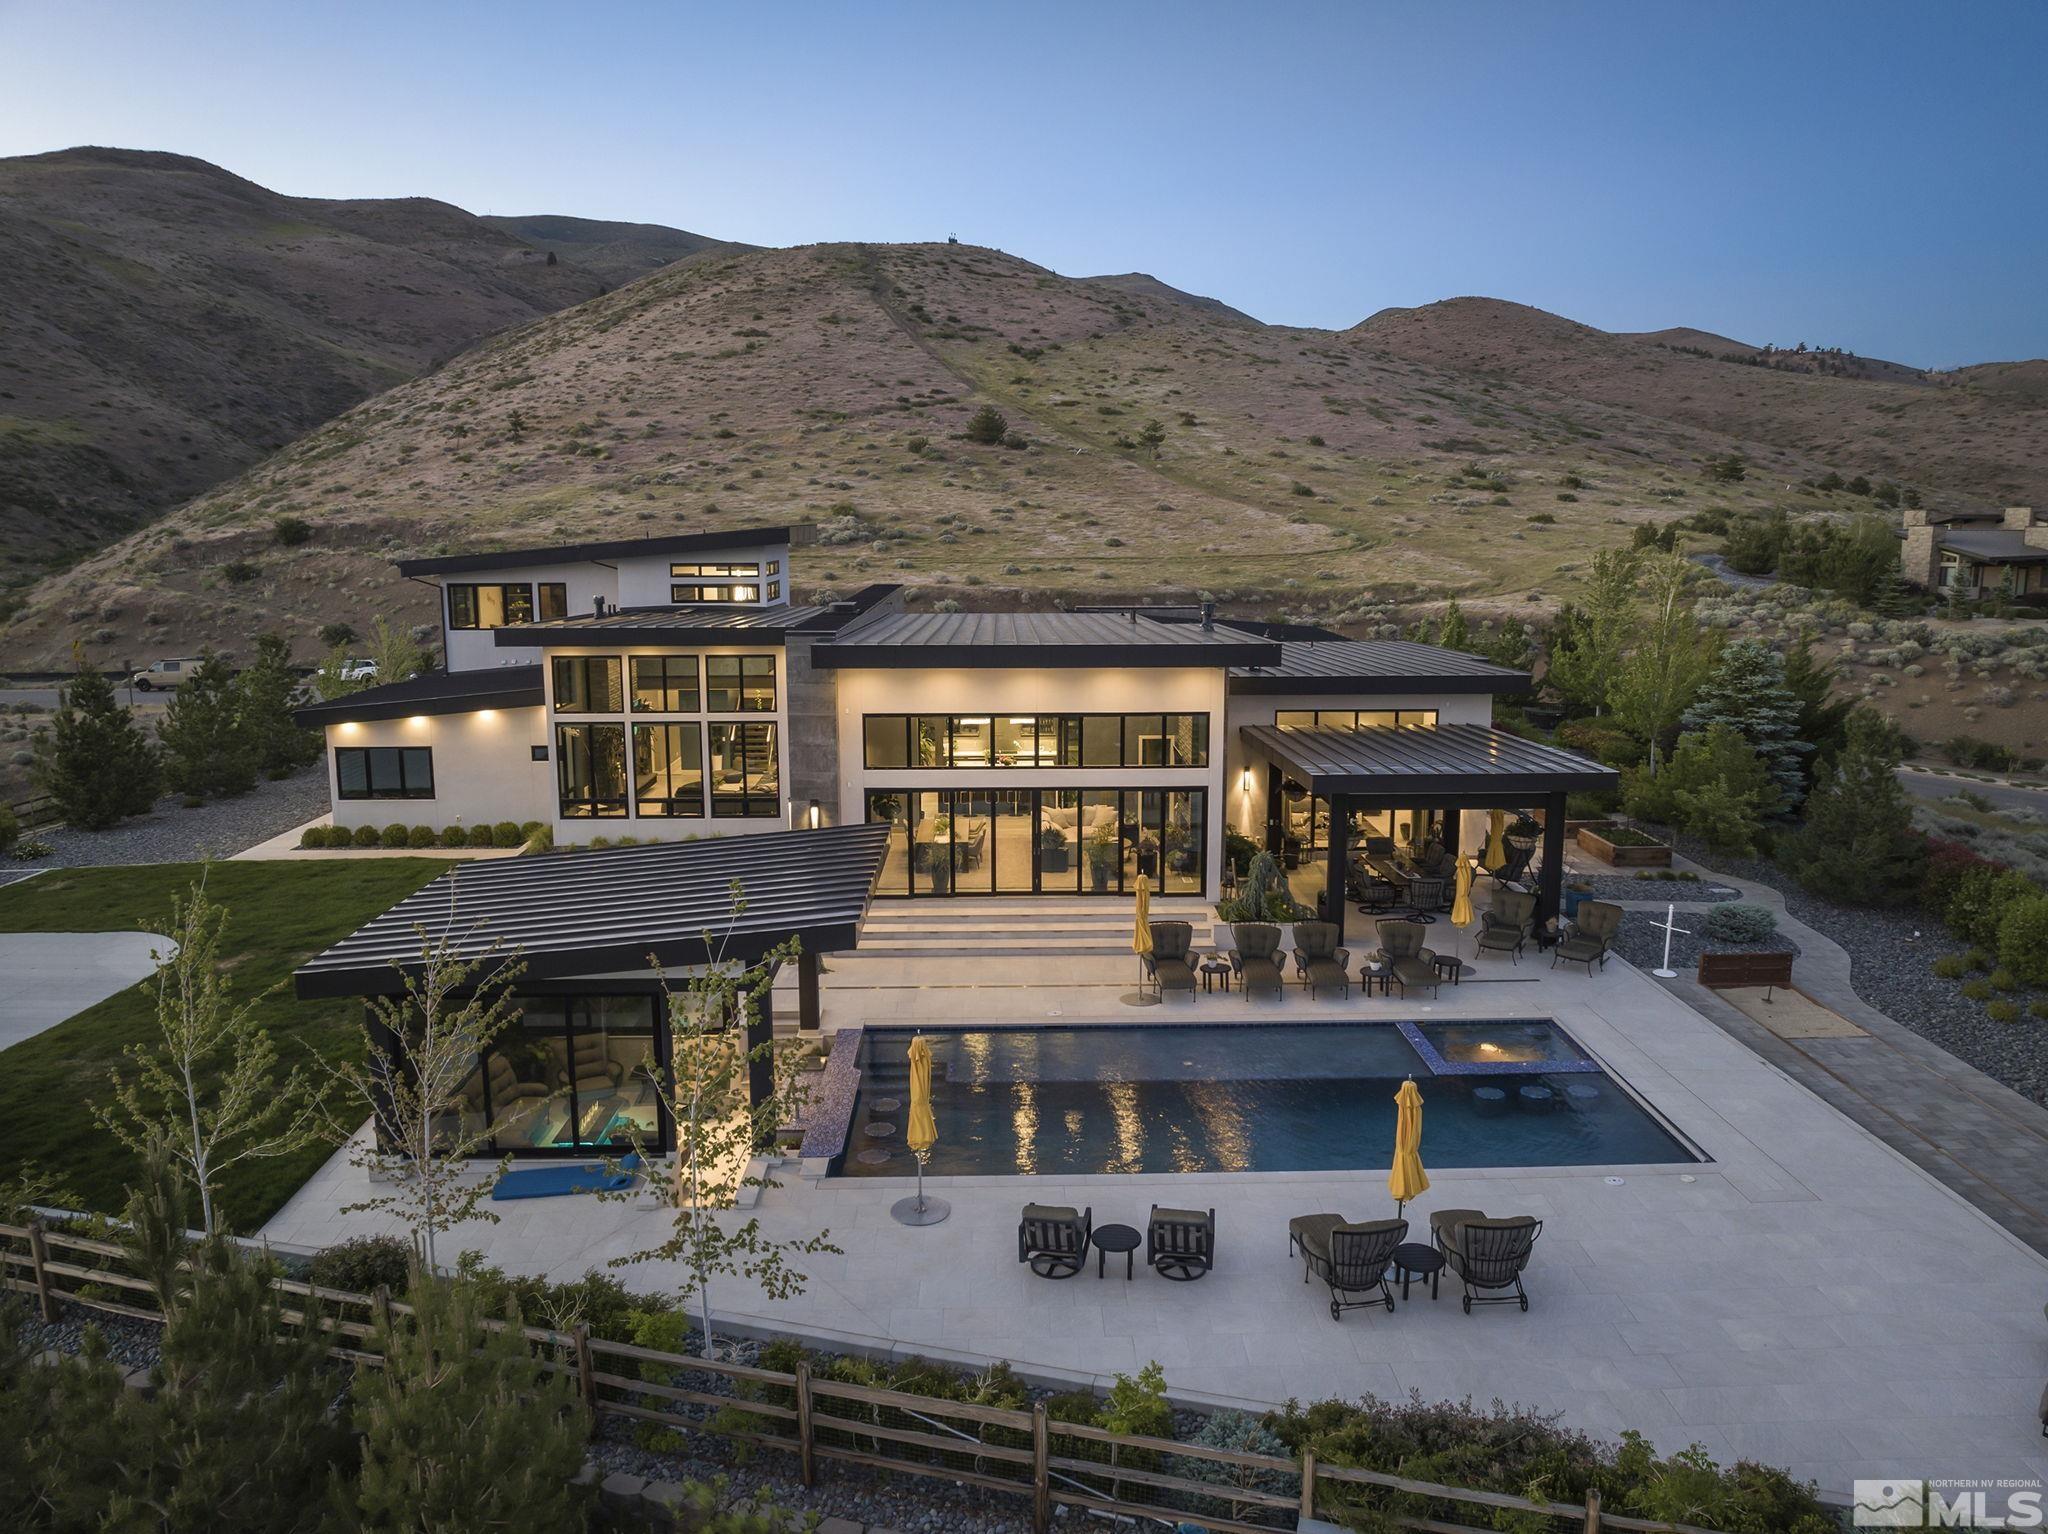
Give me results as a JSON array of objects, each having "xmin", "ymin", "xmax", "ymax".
[{"xmin": 833, "ymin": 1022, "xmax": 1697, "ymax": 1177}]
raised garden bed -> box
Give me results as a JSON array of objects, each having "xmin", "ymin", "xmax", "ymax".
[{"xmin": 1576, "ymin": 823, "xmax": 1673, "ymax": 868}]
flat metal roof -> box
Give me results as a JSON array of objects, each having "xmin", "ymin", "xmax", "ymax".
[
  {"xmin": 293, "ymin": 822, "xmax": 893, "ymax": 999},
  {"xmin": 292, "ymin": 665, "xmax": 544, "ymax": 727},
  {"xmin": 1241, "ymin": 723, "xmax": 1616, "ymax": 797},
  {"xmin": 1937, "ymin": 530, "xmax": 2048, "ymax": 565},
  {"xmin": 395, "ymin": 523, "xmax": 805, "ymax": 577},
  {"xmin": 811, "ymin": 610, "xmax": 1281, "ymax": 669},
  {"xmin": 1229, "ymin": 640, "xmax": 1531, "ymax": 696}
]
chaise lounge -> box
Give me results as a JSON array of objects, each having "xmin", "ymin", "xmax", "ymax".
[
  {"xmin": 1551, "ymin": 901, "xmax": 1622, "ymax": 974},
  {"xmin": 1429, "ymin": 1207, "xmax": 1542, "ymax": 1313},
  {"xmin": 1147, "ymin": 1205, "xmax": 1215, "ymax": 1280},
  {"xmin": 1292, "ymin": 919, "xmax": 1351, "ymax": 998},
  {"xmin": 1018, "ymin": 1204, "xmax": 1093, "ymax": 1278},
  {"xmin": 1230, "ymin": 923, "xmax": 1287, "ymax": 999}
]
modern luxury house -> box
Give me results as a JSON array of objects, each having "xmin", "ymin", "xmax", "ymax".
[{"xmin": 1899, "ymin": 505, "xmax": 2048, "ymax": 600}]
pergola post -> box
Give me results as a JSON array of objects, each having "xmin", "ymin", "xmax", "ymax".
[
  {"xmin": 747, "ymin": 976, "xmax": 775, "ymax": 1140},
  {"xmin": 1537, "ymin": 791, "xmax": 1568, "ymax": 938},
  {"xmin": 797, "ymin": 949, "xmax": 821, "ymax": 1034},
  {"xmin": 1323, "ymin": 795, "xmax": 1350, "ymax": 944}
]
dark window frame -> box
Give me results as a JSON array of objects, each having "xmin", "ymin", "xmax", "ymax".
[
  {"xmin": 705, "ymin": 654, "xmax": 777, "ymax": 713},
  {"xmin": 629, "ymin": 655, "xmax": 701, "ymax": 713},
  {"xmin": 551, "ymin": 654, "xmax": 624, "ymax": 715},
  {"xmin": 556, "ymin": 723, "xmax": 628, "ymax": 818},
  {"xmin": 631, "ymin": 721, "xmax": 704, "ymax": 818},
  {"xmin": 708, "ymin": 721, "xmax": 779, "ymax": 818},
  {"xmin": 671, "ymin": 582, "xmax": 761, "ymax": 604},
  {"xmin": 859, "ymin": 712, "xmax": 1211, "ymax": 770},
  {"xmin": 335, "ymin": 746, "xmax": 435, "ymax": 800},
  {"xmin": 446, "ymin": 582, "xmax": 536, "ymax": 631},
  {"xmin": 538, "ymin": 583, "xmax": 569, "ymax": 621}
]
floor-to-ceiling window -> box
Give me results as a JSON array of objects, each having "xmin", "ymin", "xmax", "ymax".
[
  {"xmin": 477, "ymin": 994, "xmax": 664, "ymax": 1155},
  {"xmin": 864, "ymin": 787, "xmax": 1206, "ymax": 897}
]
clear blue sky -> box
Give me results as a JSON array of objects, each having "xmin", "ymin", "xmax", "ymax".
[{"xmin": 6, "ymin": 0, "xmax": 2044, "ymax": 367}]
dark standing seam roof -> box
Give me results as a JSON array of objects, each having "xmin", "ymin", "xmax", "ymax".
[
  {"xmin": 494, "ymin": 604, "xmax": 835, "ymax": 645},
  {"xmin": 292, "ymin": 822, "xmax": 893, "ymax": 999},
  {"xmin": 1936, "ymin": 530, "xmax": 2048, "ymax": 565},
  {"xmin": 394, "ymin": 524, "xmax": 804, "ymax": 576},
  {"xmin": 811, "ymin": 610, "xmax": 1281, "ymax": 668},
  {"xmin": 291, "ymin": 665, "xmax": 545, "ymax": 728},
  {"xmin": 1241, "ymin": 723, "xmax": 1617, "ymax": 796},
  {"xmin": 1228, "ymin": 640, "xmax": 1532, "ymax": 695}
]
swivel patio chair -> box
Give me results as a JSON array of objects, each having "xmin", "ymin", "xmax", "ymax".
[
  {"xmin": 1230, "ymin": 923, "xmax": 1287, "ymax": 999},
  {"xmin": 1292, "ymin": 920, "xmax": 1351, "ymax": 998},
  {"xmin": 1018, "ymin": 1204, "xmax": 1093, "ymax": 1279},
  {"xmin": 1430, "ymin": 1208, "xmax": 1542, "ymax": 1313},
  {"xmin": 1306, "ymin": 1218, "xmax": 1408, "ymax": 1320},
  {"xmin": 1551, "ymin": 900, "xmax": 1623, "ymax": 974},
  {"xmin": 1147, "ymin": 1205, "xmax": 1215, "ymax": 1280},
  {"xmin": 1145, "ymin": 920, "xmax": 1197, "ymax": 1000},
  {"xmin": 1355, "ymin": 873, "xmax": 1400, "ymax": 914},
  {"xmin": 1373, "ymin": 920, "xmax": 1440, "ymax": 998},
  {"xmin": 1475, "ymin": 889, "xmax": 1538, "ymax": 963},
  {"xmin": 1401, "ymin": 876, "xmax": 1446, "ymax": 920}
]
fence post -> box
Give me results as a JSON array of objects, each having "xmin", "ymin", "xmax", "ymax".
[
  {"xmin": 1031, "ymin": 1401, "xmax": 1050, "ymax": 1534},
  {"xmin": 795, "ymin": 1360, "xmax": 816, "ymax": 1486},
  {"xmin": 27, "ymin": 1221, "xmax": 57, "ymax": 1323},
  {"xmin": 370, "ymin": 1284, "xmax": 392, "ymax": 1335},
  {"xmin": 573, "ymin": 1324, "xmax": 598, "ymax": 1436},
  {"xmin": 1584, "ymin": 1486, "xmax": 1602, "ymax": 1533},
  {"xmin": 1300, "ymin": 1446, "xmax": 1318, "ymax": 1521}
]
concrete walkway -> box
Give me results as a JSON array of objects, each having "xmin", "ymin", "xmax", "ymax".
[{"xmin": 0, "ymin": 931, "xmax": 169, "ymax": 1048}]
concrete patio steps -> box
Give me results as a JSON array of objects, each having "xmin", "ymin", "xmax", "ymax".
[{"xmin": 851, "ymin": 897, "xmax": 1219, "ymax": 958}]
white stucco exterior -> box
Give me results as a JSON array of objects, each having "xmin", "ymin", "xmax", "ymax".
[{"xmin": 325, "ymin": 707, "xmax": 549, "ymax": 833}]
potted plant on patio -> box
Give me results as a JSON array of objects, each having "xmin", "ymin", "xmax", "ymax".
[
  {"xmin": 1086, "ymin": 826, "xmax": 1119, "ymax": 892},
  {"xmin": 1039, "ymin": 825, "xmax": 1070, "ymax": 873}
]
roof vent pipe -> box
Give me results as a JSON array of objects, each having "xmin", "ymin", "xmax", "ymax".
[
  {"xmin": 592, "ymin": 595, "xmax": 607, "ymax": 617},
  {"xmin": 1129, "ymin": 608, "xmax": 1138, "ymax": 625},
  {"xmin": 1201, "ymin": 601, "xmax": 1215, "ymax": 631}
]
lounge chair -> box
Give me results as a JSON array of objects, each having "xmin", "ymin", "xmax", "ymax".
[
  {"xmin": 1018, "ymin": 1204, "xmax": 1093, "ymax": 1279},
  {"xmin": 1489, "ymin": 841, "xmax": 1535, "ymax": 888},
  {"xmin": 556, "ymin": 1033, "xmax": 626, "ymax": 1100},
  {"xmin": 1551, "ymin": 901, "xmax": 1622, "ymax": 973},
  {"xmin": 1374, "ymin": 921, "xmax": 1440, "ymax": 998},
  {"xmin": 1429, "ymin": 1208, "xmax": 1542, "ymax": 1313},
  {"xmin": 1147, "ymin": 1205, "xmax": 1214, "ymax": 1280},
  {"xmin": 1303, "ymin": 1218, "xmax": 1408, "ymax": 1320},
  {"xmin": 1292, "ymin": 920, "xmax": 1351, "ymax": 998},
  {"xmin": 1229, "ymin": 923, "xmax": 1286, "ymax": 999},
  {"xmin": 1475, "ymin": 889, "xmax": 1538, "ymax": 963},
  {"xmin": 1145, "ymin": 920, "xmax": 1197, "ymax": 999}
]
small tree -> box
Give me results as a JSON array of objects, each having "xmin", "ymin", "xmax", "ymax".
[
  {"xmin": 158, "ymin": 650, "xmax": 257, "ymax": 799},
  {"xmin": 96, "ymin": 877, "xmax": 326, "ymax": 1234},
  {"xmin": 235, "ymin": 632, "xmax": 320, "ymax": 777},
  {"xmin": 1681, "ymin": 638, "xmax": 1811, "ymax": 810},
  {"xmin": 366, "ymin": 613, "xmax": 432, "ymax": 684},
  {"xmin": 1998, "ymin": 896, "xmax": 2048, "ymax": 988},
  {"xmin": 1136, "ymin": 418, "xmax": 1166, "ymax": 455},
  {"xmin": 1778, "ymin": 709, "xmax": 1925, "ymax": 907},
  {"xmin": 1627, "ymin": 724, "xmax": 1778, "ymax": 854},
  {"xmin": 1543, "ymin": 549, "xmax": 1640, "ymax": 715},
  {"xmin": 325, "ymin": 884, "xmax": 524, "ymax": 1270},
  {"xmin": 1608, "ymin": 557, "xmax": 1719, "ymax": 774},
  {"xmin": 963, "ymin": 404, "xmax": 1008, "ymax": 445},
  {"xmin": 349, "ymin": 1267, "xmax": 590, "ymax": 1534},
  {"xmin": 1433, "ymin": 598, "xmax": 1471, "ymax": 653},
  {"xmin": 613, "ymin": 886, "xmax": 837, "ymax": 1357},
  {"xmin": 33, "ymin": 652, "xmax": 161, "ymax": 829}
]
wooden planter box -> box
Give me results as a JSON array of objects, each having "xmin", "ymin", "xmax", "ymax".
[{"xmin": 1575, "ymin": 824, "xmax": 1673, "ymax": 868}]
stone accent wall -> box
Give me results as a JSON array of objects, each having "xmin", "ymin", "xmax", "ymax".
[
  {"xmin": 783, "ymin": 633, "xmax": 841, "ymax": 824},
  {"xmin": 1899, "ymin": 508, "xmax": 1941, "ymax": 588}
]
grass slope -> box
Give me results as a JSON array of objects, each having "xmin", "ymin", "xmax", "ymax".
[{"xmin": 0, "ymin": 859, "xmax": 445, "ymax": 1234}]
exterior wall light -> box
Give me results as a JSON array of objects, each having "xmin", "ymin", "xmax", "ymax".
[{"xmin": 806, "ymin": 799, "xmax": 822, "ymax": 829}]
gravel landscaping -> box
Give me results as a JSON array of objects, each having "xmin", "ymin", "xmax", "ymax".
[
  {"xmin": 12, "ymin": 765, "xmax": 327, "ymax": 868},
  {"xmin": 1565, "ymin": 873, "xmax": 1742, "ymax": 905},
  {"xmin": 1608, "ymin": 911, "xmax": 1796, "ymax": 977}
]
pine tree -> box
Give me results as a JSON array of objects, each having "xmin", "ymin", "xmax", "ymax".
[
  {"xmin": 1609, "ymin": 557, "xmax": 1720, "ymax": 774},
  {"xmin": 234, "ymin": 633, "xmax": 320, "ymax": 777},
  {"xmin": 1780, "ymin": 633, "xmax": 1854, "ymax": 781},
  {"xmin": 1680, "ymin": 638, "xmax": 1811, "ymax": 809},
  {"xmin": 1434, "ymin": 598, "xmax": 1471, "ymax": 653},
  {"xmin": 1543, "ymin": 549, "xmax": 1640, "ymax": 715},
  {"xmin": 963, "ymin": 404, "xmax": 1008, "ymax": 445},
  {"xmin": 157, "ymin": 651, "xmax": 257, "ymax": 799},
  {"xmin": 32, "ymin": 654, "xmax": 161, "ymax": 829},
  {"xmin": 1778, "ymin": 708, "xmax": 1925, "ymax": 906}
]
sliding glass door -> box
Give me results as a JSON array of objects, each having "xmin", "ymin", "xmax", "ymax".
[{"xmin": 865, "ymin": 787, "xmax": 1205, "ymax": 897}]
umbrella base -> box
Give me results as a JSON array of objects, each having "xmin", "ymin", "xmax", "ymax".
[
  {"xmin": 1118, "ymin": 990, "xmax": 1162, "ymax": 1007},
  {"xmin": 890, "ymin": 1195, "xmax": 951, "ymax": 1226},
  {"xmin": 1651, "ymin": 968, "xmax": 1679, "ymax": 979}
]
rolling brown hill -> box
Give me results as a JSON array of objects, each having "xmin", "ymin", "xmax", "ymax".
[
  {"xmin": 17, "ymin": 235, "xmax": 2046, "ymax": 672},
  {"xmin": 478, "ymin": 214, "xmax": 755, "ymax": 285},
  {"xmin": 0, "ymin": 148, "xmax": 725, "ymax": 585}
]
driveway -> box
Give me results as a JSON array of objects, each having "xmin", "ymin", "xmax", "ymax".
[
  {"xmin": 0, "ymin": 931, "xmax": 169, "ymax": 1049},
  {"xmin": 1898, "ymin": 768, "xmax": 2048, "ymax": 815}
]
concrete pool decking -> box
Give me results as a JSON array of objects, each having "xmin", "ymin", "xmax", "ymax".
[{"xmin": 262, "ymin": 930, "xmax": 2048, "ymax": 1502}]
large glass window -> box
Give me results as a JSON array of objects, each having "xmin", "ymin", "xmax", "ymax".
[
  {"xmin": 631, "ymin": 655, "xmax": 699, "ymax": 713},
  {"xmin": 1277, "ymin": 709, "xmax": 1437, "ymax": 730},
  {"xmin": 670, "ymin": 563, "xmax": 761, "ymax": 604},
  {"xmin": 446, "ymin": 583, "xmax": 535, "ymax": 630},
  {"xmin": 482, "ymin": 996, "xmax": 661, "ymax": 1154},
  {"xmin": 538, "ymin": 583, "xmax": 569, "ymax": 621},
  {"xmin": 633, "ymin": 723, "xmax": 703, "ymax": 817},
  {"xmin": 557, "ymin": 724, "xmax": 627, "ymax": 817},
  {"xmin": 708, "ymin": 723, "xmax": 779, "ymax": 817},
  {"xmin": 705, "ymin": 655, "xmax": 776, "ymax": 712},
  {"xmin": 861, "ymin": 713, "xmax": 1211, "ymax": 769},
  {"xmin": 868, "ymin": 787, "xmax": 1204, "ymax": 897},
  {"xmin": 552, "ymin": 655, "xmax": 623, "ymax": 714},
  {"xmin": 335, "ymin": 746, "xmax": 434, "ymax": 800},
  {"xmin": 863, "ymin": 716, "xmax": 910, "ymax": 768}
]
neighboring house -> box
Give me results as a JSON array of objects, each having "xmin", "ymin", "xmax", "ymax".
[
  {"xmin": 1900, "ymin": 506, "xmax": 2048, "ymax": 600},
  {"xmin": 294, "ymin": 524, "xmax": 1610, "ymax": 930}
]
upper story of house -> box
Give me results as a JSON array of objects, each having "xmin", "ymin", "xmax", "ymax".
[
  {"xmin": 397, "ymin": 523, "xmax": 806, "ymax": 672},
  {"xmin": 1900, "ymin": 506, "xmax": 2048, "ymax": 597}
]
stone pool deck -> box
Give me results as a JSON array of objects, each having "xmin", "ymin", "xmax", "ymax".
[{"xmin": 264, "ymin": 919, "xmax": 2048, "ymax": 1503}]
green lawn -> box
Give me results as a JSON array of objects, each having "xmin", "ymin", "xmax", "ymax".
[{"xmin": 0, "ymin": 860, "xmax": 447, "ymax": 1233}]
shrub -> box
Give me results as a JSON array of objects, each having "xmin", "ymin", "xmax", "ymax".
[
  {"xmin": 1989, "ymin": 967, "xmax": 2021, "ymax": 992},
  {"xmin": 1558, "ymin": 717, "xmax": 1641, "ymax": 768},
  {"xmin": 380, "ymin": 822, "xmax": 410, "ymax": 848},
  {"xmin": 221, "ymin": 559, "xmax": 259, "ymax": 584},
  {"xmin": 440, "ymin": 824, "xmax": 469, "ymax": 848},
  {"xmin": 1931, "ymin": 954, "xmax": 1969, "ymax": 980},
  {"xmin": 2032, "ymin": 997, "xmax": 2048, "ymax": 1021},
  {"xmin": 1996, "ymin": 894, "xmax": 2048, "ymax": 987},
  {"xmin": 271, "ymin": 515, "xmax": 313, "ymax": 546},
  {"xmin": 351, "ymin": 824, "xmax": 381, "ymax": 848},
  {"xmin": 1779, "ymin": 708, "xmax": 1924, "ymax": 908},
  {"xmin": 491, "ymin": 820, "xmax": 523, "ymax": 848},
  {"xmin": 519, "ymin": 820, "xmax": 543, "ymax": 837},
  {"xmin": 1987, "ymin": 1000, "xmax": 2021, "ymax": 1023},
  {"xmin": 1919, "ymin": 835, "xmax": 2001, "ymax": 922},
  {"xmin": 1946, "ymin": 865, "xmax": 2038, "ymax": 948},
  {"xmin": 1960, "ymin": 978, "xmax": 1994, "ymax": 1001},
  {"xmin": 1703, "ymin": 903, "xmax": 1776, "ymax": 943},
  {"xmin": 0, "ymin": 802, "xmax": 16, "ymax": 855},
  {"xmin": 298, "ymin": 825, "xmax": 329, "ymax": 849},
  {"xmin": 963, "ymin": 405, "xmax": 1008, "ymax": 445},
  {"xmin": 307, "ymin": 1234, "xmax": 415, "ymax": 1296},
  {"xmin": 407, "ymin": 825, "xmax": 437, "ymax": 848}
]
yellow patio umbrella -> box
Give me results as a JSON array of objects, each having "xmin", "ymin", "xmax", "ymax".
[
  {"xmin": 1124, "ymin": 872, "xmax": 1160, "ymax": 1006},
  {"xmin": 1483, "ymin": 810, "xmax": 1508, "ymax": 873},
  {"xmin": 1449, "ymin": 856, "xmax": 1475, "ymax": 927},
  {"xmin": 1389, "ymin": 1078, "xmax": 1430, "ymax": 1217},
  {"xmin": 891, "ymin": 1033, "xmax": 950, "ymax": 1226}
]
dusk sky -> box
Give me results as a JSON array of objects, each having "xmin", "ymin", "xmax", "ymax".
[{"xmin": 7, "ymin": 0, "xmax": 2044, "ymax": 368}]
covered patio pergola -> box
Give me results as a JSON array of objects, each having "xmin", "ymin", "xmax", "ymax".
[{"xmin": 1238, "ymin": 724, "xmax": 1620, "ymax": 944}]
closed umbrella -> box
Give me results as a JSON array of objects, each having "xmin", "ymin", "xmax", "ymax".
[
  {"xmin": 1123, "ymin": 873, "xmax": 1160, "ymax": 1006},
  {"xmin": 1483, "ymin": 810, "xmax": 1508, "ymax": 873},
  {"xmin": 1389, "ymin": 1078, "xmax": 1430, "ymax": 1218},
  {"xmin": 890, "ymin": 1033, "xmax": 950, "ymax": 1226},
  {"xmin": 1447, "ymin": 855, "xmax": 1477, "ymax": 975}
]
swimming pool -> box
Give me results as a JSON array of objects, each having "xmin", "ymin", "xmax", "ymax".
[{"xmin": 831, "ymin": 1021, "xmax": 1698, "ymax": 1177}]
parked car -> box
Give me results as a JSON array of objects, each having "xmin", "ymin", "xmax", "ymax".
[
  {"xmin": 337, "ymin": 658, "xmax": 379, "ymax": 683},
  {"xmin": 129, "ymin": 658, "xmax": 203, "ymax": 691}
]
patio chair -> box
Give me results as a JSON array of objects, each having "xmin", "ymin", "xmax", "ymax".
[
  {"xmin": 1147, "ymin": 1205, "xmax": 1215, "ymax": 1281},
  {"xmin": 1230, "ymin": 923, "xmax": 1287, "ymax": 999},
  {"xmin": 1355, "ymin": 872, "xmax": 1400, "ymax": 914},
  {"xmin": 1292, "ymin": 920, "xmax": 1351, "ymax": 998},
  {"xmin": 1145, "ymin": 920, "xmax": 1197, "ymax": 999},
  {"xmin": 1374, "ymin": 920, "xmax": 1440, "ymax": 998},
  {"xmin": 1429, "ymin": 1208, "xmax": 1543, "ymax": 1313},
  {"xmin": 1551, "ymin": 900, "xmax": 1623, "ymax": 974},
  {"xmin": 1018, "ymin": 1204, "xmax": 1093, "ymax": 1279},
  {"xmin": 557, "ymin": 1033, "xmax": 626, "ymax": 1099},
  {"xmin": 1489, "ymin": 841, "xmax": 1535, "ymax": 888},
  {"xmin": 1305, "ymin": 1218, "xmax": 1408, "ymax": 1320},
  {"xmin": 1475, "ymin": 889, "xmax": 1538, "ymax": 963},
  {"xmin": 1401, "ymin": 876, "xmax": 1446, "ymax": 918}
]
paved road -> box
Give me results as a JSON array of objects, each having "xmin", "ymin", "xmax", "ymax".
[
  {"xmin": 0, "ymin": 686, "xmax": 168, "ymax": 711},
  {"xmin": 1899, "ymin": 767, "xmax": 2048, "ymax": 813}
]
